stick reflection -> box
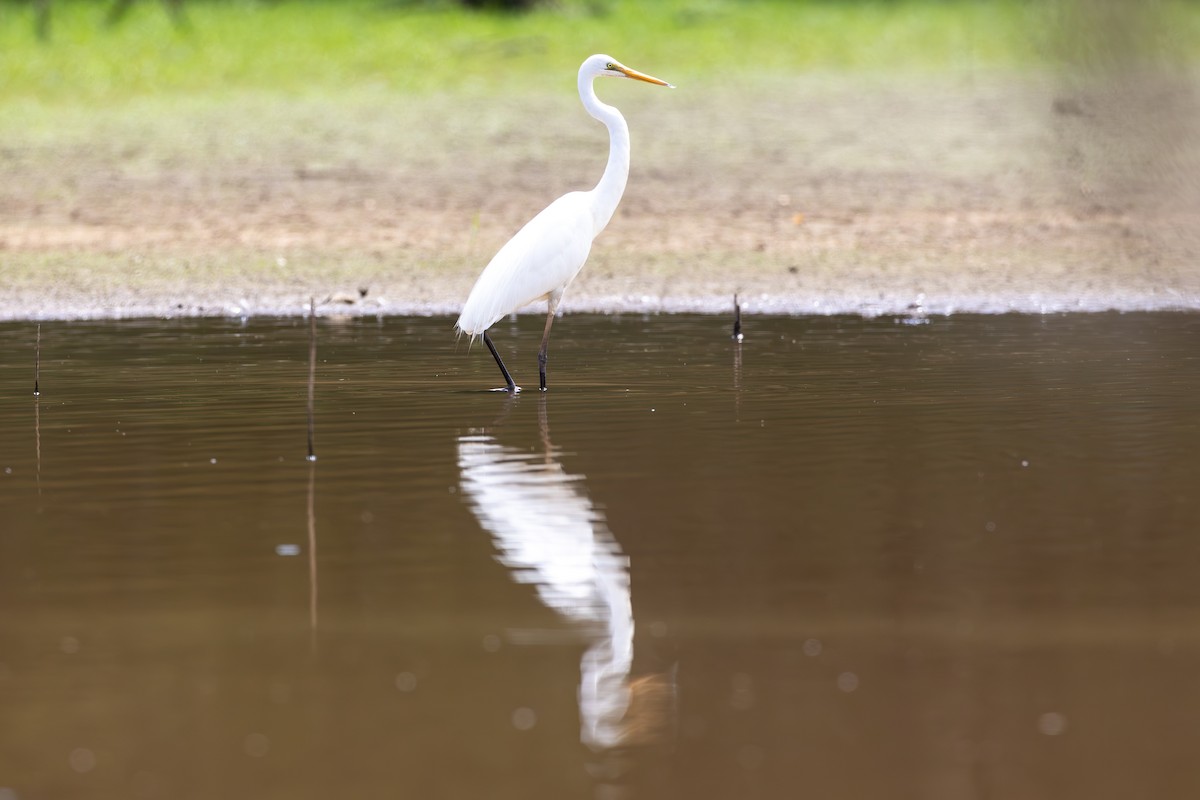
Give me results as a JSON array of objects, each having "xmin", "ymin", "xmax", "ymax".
[
  {"xmin": 307, "ymin": 461, "xmax": 318, "ymax": 651},
  {"xmin": 456, "ymin": 399, "xmax": 639, "ymax": 752}
]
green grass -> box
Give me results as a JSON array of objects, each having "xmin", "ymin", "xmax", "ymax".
[
  {"xmin": 0, "ymin": 0, "xmax": 1146, "ymax": 106},
  {"xmin": 1, "ymin": 0, "xmax": 1198, "ymax": 108}
]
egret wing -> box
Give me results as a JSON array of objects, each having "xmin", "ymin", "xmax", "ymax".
[{"xmin": 456, "ymin": 192, "xmax": 594, "ymax": 336}]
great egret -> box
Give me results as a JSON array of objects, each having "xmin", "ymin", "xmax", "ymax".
[{"xmin": 455, "ymin": 54, "xmax": 674, "ymax": 393}]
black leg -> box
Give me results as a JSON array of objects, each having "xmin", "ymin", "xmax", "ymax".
[
  {"xmin": 538, "ymin": 309, "xmax": 556, "ymax": 392},
  {"xmin": 482, "ymin": 331, "xmax": 518, "ymax": 393}
]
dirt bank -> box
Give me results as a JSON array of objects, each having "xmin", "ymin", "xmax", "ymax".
[{"xmin": 2, "ymin": 73, "xmax": 1198, "ymax": 320}]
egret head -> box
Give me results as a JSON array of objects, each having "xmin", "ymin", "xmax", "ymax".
[{"xmin": 583, "ymin": 54, "xmax": 674, "ymax": 88}]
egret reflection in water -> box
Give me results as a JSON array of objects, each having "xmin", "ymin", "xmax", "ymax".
[{"xmin": 456, "ymin": 399, "xmax": 655, "ymax": 752}]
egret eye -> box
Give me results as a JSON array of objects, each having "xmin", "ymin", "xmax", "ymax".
[{"xmin": 606, "ymin": 63, "xmax": 616, "ymax": 70}]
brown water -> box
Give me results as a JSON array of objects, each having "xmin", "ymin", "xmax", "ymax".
[{"xmin": 1, "ymin": 313, "xmax": 1199, "ymax": 800}]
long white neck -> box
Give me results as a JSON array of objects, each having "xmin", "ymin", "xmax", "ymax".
[{"xmin": 579, "ymin": 70, "xmax": 631, "ymax": 237}]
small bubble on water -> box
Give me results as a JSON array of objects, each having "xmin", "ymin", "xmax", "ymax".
[
  {"xmin": 209, "ymin": 458, "xmax": 218, "ymax": 465},
  {"xmin": 360, "ymin": 510, "xmax": 375, "ymax": 524},
  {"xmin": 730, "ymin": 672, "xmax": 755, "ymax": 710},
  {"xmin": 985, "ymin": 521, "xmax": 997, "ymax": 532},
  {"xmin": 511, "ymin": 707, "xmax": 537, "ymax": 731},
  {"xmin": 3, "ymin": 467, "xmax": 10, "ymax": 475},
  {"xmin": 395, "ymin": 672, "xmax": 418, "ymax": 692},
  {"xmin": 482, "ymin": 634, "xmax": 502, "ymax": 653},
  {"xmin": 802, "ymin": 638, "xmax": 822, "ymax": 657},
  {"xmin": 837, "ymin": 672, "xmax": 859, "ymax": 693},
  {"xmin": 274, "ymin": 544, "xmax": 300, "ymax": 556},
  {"xmin": 737, "ymin": 744, "xmax": 765, "ymax": 770},
  {"xmin": 682, "ymin": 715, "xmax": 708, "ymax": 739},
  {"xmin": 1038, "ymin": 712, "xmax": 1067, "ymax": 736},
  {"xmin": 243, "ymin": 733, "xmax": 270, "ymax": 757},
  {"xmin": 68, "ymin": 748, "xmax": 96, "ymax": 773},
  {"xmin": 1021, "ymin": 459, "xmax": 1030, "ymax": 467}
]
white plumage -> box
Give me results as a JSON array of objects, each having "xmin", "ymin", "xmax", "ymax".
[
  {"xmin": 455, "ymin": 54, "xmax": 673, "ymax": 393},
  {"xmin": 456, "ymin": 192, "xmax": 593, "ymax": 336}
]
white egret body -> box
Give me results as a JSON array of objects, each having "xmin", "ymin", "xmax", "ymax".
[{"xmin": 455, "ymin": 54, "xmax": 673, "ymax": 392}]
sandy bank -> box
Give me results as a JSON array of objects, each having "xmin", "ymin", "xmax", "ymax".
[{"xmin": 2, "ymin": 74, "xmax": 1198, "ymax": 320}]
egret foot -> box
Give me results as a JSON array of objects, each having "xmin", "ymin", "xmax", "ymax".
[
  {"xmin": 482, "ymin": 331, "xmax": 518, "ymax": 394},
  {"xmin": 489, "ymin": 385, "xmax": 522, "ymax": 394}
]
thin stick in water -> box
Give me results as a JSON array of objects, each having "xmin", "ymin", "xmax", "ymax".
[
  {"xmin": 306, "ymin": 298, "xmax": 317, "ymax": 462},
  {"xmin": 35, "ymin": 373, "xmax": 42, "ymax": 499},
  {"xmin": 732, "ymin": 294, "xmax": 743, "ymax": 342},
  {"xmin": 34, "ymin": 323, "xmax": 41, "ymax": 396},
  {"xmin": 34, "ymin": 323, "xmax": 42, "ymax": 500},
  {"xmin": 305, "ymin": 300, "xmax": 319, "ymax": 649}
]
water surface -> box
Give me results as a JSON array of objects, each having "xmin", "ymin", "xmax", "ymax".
[{"xmin": 1, "ymin": 313, "xmax": 1198, "ymax": 799}]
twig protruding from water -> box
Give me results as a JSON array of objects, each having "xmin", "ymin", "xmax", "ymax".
[
  {"xmin": 306, "ymin": 298, "xmax": 317, "ymax": 462},
  {"xmin": 35, "ymin": 326, "xmax": 42, "ymax": 497},
  {"xmin": 305, "ymin": 298, "xmax": 319, "ymax": 648},
  {"xmin": 732, "ymin": 294, "xmax": 744, "ymax": 343},
  {"xmin": 34, "ymin": 323, "xmax": 41, "ymax": 396}
]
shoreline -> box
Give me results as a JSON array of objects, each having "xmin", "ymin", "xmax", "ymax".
[
  {"xmin": 4, "ymin": 241, "xmax": 1197, "ymax": 322},
  {"xmin": 4, "ymin": 280, "xmax": 1197, "ymax": 323},
  {"xmin": 4, "ymin": 75, "xmax": 1198, "ymax": 322}
]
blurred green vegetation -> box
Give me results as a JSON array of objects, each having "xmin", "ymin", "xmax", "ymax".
[
  {"xmin": 0, "ymin": 0, "xmax": 1197, "ymax": 105},
  {"xmin": 0, "ymin": 1, "xmax": 1082, "ymax": 103}
]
